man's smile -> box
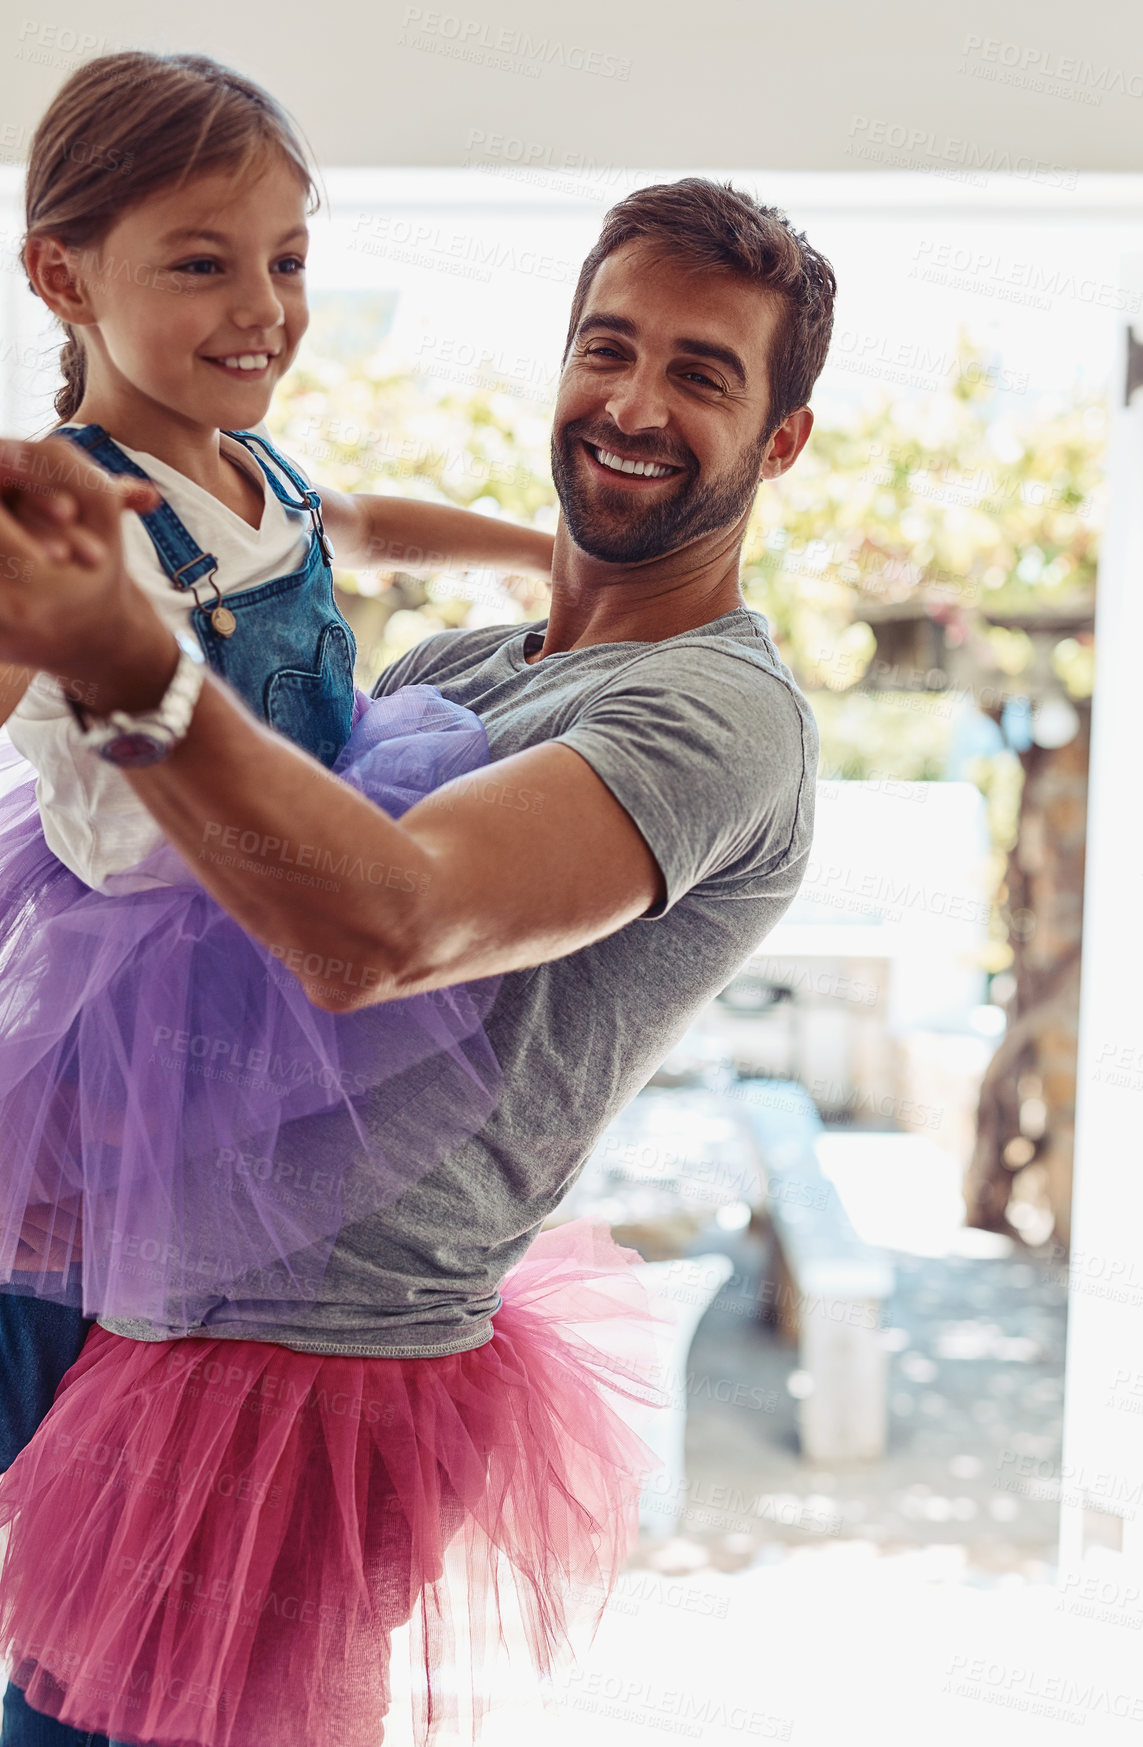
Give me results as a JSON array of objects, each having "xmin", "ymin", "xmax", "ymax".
[{"xmin": 582, "ymin": 440, "xmax": 685, "ymax": 486}]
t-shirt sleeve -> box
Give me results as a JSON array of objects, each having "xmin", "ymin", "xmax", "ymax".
[{"xmin": 554, "ymin": 644, "xmax": 817, "ymax": 918}]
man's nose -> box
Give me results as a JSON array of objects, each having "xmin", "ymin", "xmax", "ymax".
[{"xmin": 604, "ymin": 363, "xmax": 670, "ymax": 434}]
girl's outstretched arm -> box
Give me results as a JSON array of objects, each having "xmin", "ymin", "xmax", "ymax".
[{"xmin": 318, "ymin": 488, "xmax": 554, "ymax": 577}]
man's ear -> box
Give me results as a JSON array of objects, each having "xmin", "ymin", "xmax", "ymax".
[
  {"xmin": 23, "ymin": 235, "xmax": 99, "ymax": 328},
  {"xmin": 758, "ymin": 405, "xmax": 814, "ymax": 482}
]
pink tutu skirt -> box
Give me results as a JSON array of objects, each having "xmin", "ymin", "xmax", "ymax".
[
  {"xmin": 0, "ymin": 1221, "xmax": 664, "ymax": 1747},
  {"xmin": 0, "ymin": 685, "xmax": 501, "ymax": 1328}
]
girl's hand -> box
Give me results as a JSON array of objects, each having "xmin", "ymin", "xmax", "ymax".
[
  {"xmin": 0, "ymin": 435, "xmax": 159, "ymax": 561},
  {"xmin": 0, "ymin": 437, "xmax": 174, "ymax": 712}
]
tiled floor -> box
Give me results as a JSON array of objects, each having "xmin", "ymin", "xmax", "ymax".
[{"xmin": 680, "ymin": 1215, "xmax": 1067, "ymax": 1564}]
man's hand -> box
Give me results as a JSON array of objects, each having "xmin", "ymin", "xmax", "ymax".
[
  {"xmin": 0, "ymin": 436, "xmax": 175, "ymax": 714},
  {"xmin": 15, "ymin": 1201, "xmax": 82, "ymax": 1274}
]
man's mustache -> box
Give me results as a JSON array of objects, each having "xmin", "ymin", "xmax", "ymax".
[{"xmin": 558, "ymin": 419, "xmax": 696, "ymax": 475}]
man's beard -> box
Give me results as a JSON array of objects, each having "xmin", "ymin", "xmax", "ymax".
[{"xmin": 550, "ymin": 418, "xmax": 769, "ymax": 564}]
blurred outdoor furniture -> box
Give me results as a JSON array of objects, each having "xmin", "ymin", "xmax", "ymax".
[
  {"xmin": 553, "ymin": 1078, "xmax": 894, "ymax": 1466},
  {"xmin": 623, "ymin": 1253, "xmax": 736, "ymax": 1535},
  {"xmin": 732, "ymin": 1077, "xmax": 894, "ymax": 1463}
]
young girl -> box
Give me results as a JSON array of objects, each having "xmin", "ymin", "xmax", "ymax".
[
  {"xmin": 0, "ymin": 49, "xmax": 553, "ymax": 1327},
  {"xmin": 0, "ymin": 50, "xmax": 660, "ymax": 1747}
]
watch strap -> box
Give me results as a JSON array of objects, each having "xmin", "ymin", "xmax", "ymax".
[{"xmin": 70, "ymin": 640, "xmax": 206, "ymax": 766}]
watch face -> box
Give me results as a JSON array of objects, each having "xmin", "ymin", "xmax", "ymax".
[{"xmin": 99, "ymin": 730, "xmax": 170, "ymax": 769}]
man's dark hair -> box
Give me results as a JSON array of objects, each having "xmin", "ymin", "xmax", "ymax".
[{"xmin": 563, "ymin": 177, "xmax": 837, "ymax": 437}]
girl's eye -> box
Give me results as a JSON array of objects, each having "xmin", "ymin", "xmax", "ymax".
[{"xmin": 169, "ymin": 256, "xmax": 307, "ymax": 277}]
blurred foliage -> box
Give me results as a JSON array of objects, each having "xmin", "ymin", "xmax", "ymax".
[
  {"xmin": 266, "ymin": 330, "xmax": 1106, "ymax": 780},
  {"xmin": 742, "ymin": 341, "xmax": 1105, "ymax": 690},
  {"xmin": 807, "ymin": 690, "xmax": 951, "ymax": 781}
]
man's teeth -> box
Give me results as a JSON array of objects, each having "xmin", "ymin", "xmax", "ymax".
[
  {"xmin": 594, "ymin": 446, "xmax": 673, "ymax": 478},
  {"xmin": 218, "ymin": 353, "xmax": 271, "ymax": 370}
]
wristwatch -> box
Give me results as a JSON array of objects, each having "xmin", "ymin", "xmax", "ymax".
[{"xmin": 67, "ymin": 632, "xmax": 207, "ymax": 768}]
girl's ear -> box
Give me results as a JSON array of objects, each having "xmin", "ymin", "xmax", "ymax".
[{"xmin": 23, "ymin": 235, "xmax": 99, "ymax": 328}]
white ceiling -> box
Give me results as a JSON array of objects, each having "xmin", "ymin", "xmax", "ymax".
[{"xmin": 5, "ymin": 0, "xmax": 1143, "ymax": 171}]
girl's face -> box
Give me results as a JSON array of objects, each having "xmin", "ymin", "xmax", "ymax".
[{"xmin": 75, "ymin": 152, "xmax": 310, "ymax": 433}]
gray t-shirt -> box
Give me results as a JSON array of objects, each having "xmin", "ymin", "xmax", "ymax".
[{"xmin": 103, "ymin": 606, "xmax": 818, "ymax": 1355}]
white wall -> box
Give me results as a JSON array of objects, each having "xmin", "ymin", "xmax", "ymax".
[
  {"xmin": 1058, "ymin": 271, "xmax": 1143, "ymax": 1576},
  {"xmin": 2, "ymin": 0, "xmax": 1143, "ymax": 171}
]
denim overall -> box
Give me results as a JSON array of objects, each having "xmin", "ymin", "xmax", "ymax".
[
  {"xmin": 0, "ymin": 427, "xmax": 357, "ymax": 1747},
  {"xmin": 54, "ymin": 424, "xmax": 358, "ymax": 769}
]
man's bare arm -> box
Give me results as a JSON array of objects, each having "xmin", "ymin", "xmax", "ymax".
[
  {"xmin": 0, "ymin": 664, "xmax": 30, "ymax": 727},
  {"xmin": 130, "ymin": 675, "xmax": 664, "ymax": 1010}
]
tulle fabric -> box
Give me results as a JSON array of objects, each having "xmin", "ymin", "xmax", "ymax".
[
  {"xmin": 0, "ymin": 1220, "xmax": 665, "ymax": 1747},
  {"xmin": 0, "ymin": 686, "xmax": 501, "ymax": 1328}
]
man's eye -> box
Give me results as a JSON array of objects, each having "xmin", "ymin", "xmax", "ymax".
[
  {"xmin": 173, "ymin": 258, "xmax": 220, "ymax": 276},
  {"xmin": 584, "ymin": 344, "xmax": 623, "ymax": 359},
  {"xmin": 683, "ymin": 370, "xmax": 722, "ymax": 390},
  {"xmin": 275, "ymin": 256, "xmax": 307, "ymax": 275}
]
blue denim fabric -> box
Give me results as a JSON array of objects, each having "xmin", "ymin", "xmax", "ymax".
[
  {"xmin": 0, "ymin": 1293, "xmax": 105, "ymax": 1747},
  {"xmin": 190, "ymin": 540, "xmax": 356, "ymax": 768},
  {"xmin": 0, "ymin": 1294, "xmax": 89, "ymax": 1471},
  {"xmin": 57, "ymin": 425, "xmax": 356, "ymax": 770},
  {"xmin": 1, "ymin": 1682, "xmax": 106, "ymax": 1747}
]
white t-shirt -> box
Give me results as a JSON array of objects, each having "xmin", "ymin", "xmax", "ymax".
[{"xmin": 7, "ymin": 432, "xmax": 314, "ymax": 894}]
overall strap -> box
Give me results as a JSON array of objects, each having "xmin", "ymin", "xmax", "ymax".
[
  {"xmin": 56, "ymin": 425, "xmax": 219, "ymax": 593},
  {"xmin": 226, "ymin": 430, "xmax": 334, "ymax": 564},
  {"xmin": 226, "ymin": 430, "xmax": 319, "ymax": 511}
]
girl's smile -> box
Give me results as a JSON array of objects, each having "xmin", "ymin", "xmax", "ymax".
[{"xmin": 200, "ymin": 349, "xmax": 282, "ymax": 381}]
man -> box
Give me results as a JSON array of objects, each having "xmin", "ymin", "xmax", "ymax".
[{"xmin": 0, "ymin": 176, "xmax": 834, "ymax": 1745}]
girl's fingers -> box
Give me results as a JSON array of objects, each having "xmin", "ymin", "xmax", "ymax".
[
  {"xmin": 0, "ymin": 439, "xmax": 73, "ymax": 507},
  {"xmin": 1, "ymin": 487, "xmax": 77, "ymax": 526},
  {"xmin": 0, "ymin": 437, "xmax": 157, "ymax": 525},
  {"xmin": 65, "ymin": 525, "xmax": 107, "ymax": 568},
  {"xmin": 0, "ymin": 438, "xmax": 42, "ymax": 486},
  {"xmin": 117, "ymin": 479, "xmax": 161, "ymax": 514},
  {"xmin": 6, "ymin": 491, "xmax": 77, "ymax": 553},
  {"xmin": 0, "ymin": 494, "xmax": 107, "ymax": 572},
  {"xmin": 30, "ymin": 488, "xmax": 77, "ymax": 523},
  {"xmin": 0, "ymin": 496, "xmax": 49, "ymax": 566}
]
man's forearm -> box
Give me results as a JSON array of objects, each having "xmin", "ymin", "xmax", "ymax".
[{"xmin": 128, "ymin": 677, "xmax": 451, "ymax": 1009}]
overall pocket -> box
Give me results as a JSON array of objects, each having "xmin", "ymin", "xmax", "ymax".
[{"xmin": 265, "ymin": 622, "xmax": 357, "ymax": 768}]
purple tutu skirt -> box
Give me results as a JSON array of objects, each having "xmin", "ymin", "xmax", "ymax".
[{"xmin": 0, "ymin": 685, "xmax": 501, "ymax": 1329}]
